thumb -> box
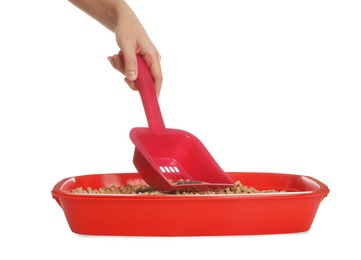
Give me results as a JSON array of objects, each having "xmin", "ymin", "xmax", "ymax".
[{"xmin": 122, "ymin": 48, "xmax": 138, "ymax": 82}]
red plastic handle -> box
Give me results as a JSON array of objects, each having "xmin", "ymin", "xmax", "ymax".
[{"xmin": 118, "ymin": 52, "xmax": 166, "ymax": 131}]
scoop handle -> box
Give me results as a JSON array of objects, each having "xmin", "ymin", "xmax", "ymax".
[{"xmin": 119, "ymin": 52, "xmax": 165, "ymax": 130}]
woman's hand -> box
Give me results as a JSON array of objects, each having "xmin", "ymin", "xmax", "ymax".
[
  {"xmin": 68, "ymin": 0, "xmax": 162, "ymax": 96},
  {"xmin": 107, "ymin": 1, "xmax": 162, "ymax": 96}
]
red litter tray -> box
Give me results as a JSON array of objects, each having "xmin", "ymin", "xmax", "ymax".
[{"xmin": 51, "ymin": 172, "xmax": 329, "ymax": 236}]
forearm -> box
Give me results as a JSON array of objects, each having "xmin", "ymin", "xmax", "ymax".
[{"xmin": 68, "ymin": 0, "xmax": 129, "ymax": 32}]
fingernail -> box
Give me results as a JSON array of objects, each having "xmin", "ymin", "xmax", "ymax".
[
  {"xmin": 107, "ymin": 56, "xmax": 115, "ymax": 67},
  {"xmin": 126, "ymin": 70, "xmax": 137, "ymax": 81}
]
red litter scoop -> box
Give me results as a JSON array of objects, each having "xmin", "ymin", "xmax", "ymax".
[{"xmin": 127, "ymin": 53, "xmax": 234, "ymax": 192}]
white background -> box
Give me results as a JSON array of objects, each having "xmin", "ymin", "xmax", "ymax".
[{"xmin": 1, "ymin": 0, "xmax": 360, "ymax": 259}]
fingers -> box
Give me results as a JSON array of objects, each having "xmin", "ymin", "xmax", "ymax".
[
  {"xmin": 108, "ymin": 50, "xmax": 162, "ymax": 96},
  {"xmin": 107, "ymin": 55, "xmax": 124, "ymax": 74},
  {"xmin": 107, "ymin": 54, "xmax": 136, "ymax": 90},
  {"xmin": 124, "ymin": 77, "xmax": 136, "ymax": 91},
  {"xmin": 122, "ymin": 47, "xmax": 138, "ymax": 82}
]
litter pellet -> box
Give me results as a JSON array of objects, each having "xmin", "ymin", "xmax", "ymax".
[
  {"xmin": 71, "ymin": 180, "xmax": 286, "ymax": 195},
  {"xmin": 168, "ymin": 179, "xmax": 204, "ymax": 185}
]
